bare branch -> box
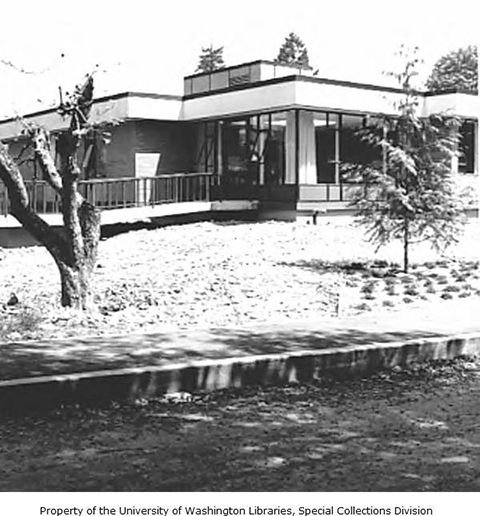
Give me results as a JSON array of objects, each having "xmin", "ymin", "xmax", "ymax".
[
  {"xmin": 31, "ymin": 128, "xmax": 63, "ymax": 194},
  {"xmin": 0, "ymin": 142, "xmax": 66, "ymax": 258}
]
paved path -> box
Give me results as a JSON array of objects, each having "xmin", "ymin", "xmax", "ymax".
[
  {"xmin": 1, "ymin": 356, "xmax": 479, "ymax": 491},
  {"xmin": 1, "ymin": 297, "xmax": 479, "ymax": 382}
]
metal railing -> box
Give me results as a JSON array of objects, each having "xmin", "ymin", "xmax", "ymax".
[
  {"xmin": 0, "ymin": 173, "xmax": 368, "ymax": 217},
  {"xmin": 0, "ymin": 173, "xmax": 214, "ymax": 216}
]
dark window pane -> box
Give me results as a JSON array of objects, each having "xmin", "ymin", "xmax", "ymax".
[{"xmin": 459, "ymin": 121, "xmax": 475, "ymax": 173}]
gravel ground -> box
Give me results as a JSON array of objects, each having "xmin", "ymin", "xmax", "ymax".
[
  {"xmin": 1, "ymin": 218, "xmax": 480, "ymax": 341},
  {"xmin": 0, "ymin": 356, "xmax": 478, "ymax": 491}
]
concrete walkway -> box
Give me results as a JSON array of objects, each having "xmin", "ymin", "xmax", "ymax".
[{"xmin": 1, "ymin": 297, "xmax": 480, "ymax": 410}]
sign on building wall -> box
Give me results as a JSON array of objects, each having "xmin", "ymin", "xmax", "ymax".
[
  {"xmin": 135, "ymin": 152, "xmax": 161, "ymax": 178},
  {"xmin": 134, "ymin": 153, "xmax": 161, "ymax": 205}
]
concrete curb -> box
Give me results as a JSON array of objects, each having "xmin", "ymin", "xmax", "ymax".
[{"xmin": 1, "ymin": 332, "xmax": 479, "ymax": 411}]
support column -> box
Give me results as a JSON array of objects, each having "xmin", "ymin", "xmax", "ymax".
[
  {"xmin": 298, "ymin": 110, "xmax": 317, "ymax": 184},
  {"xmin": 285, "ymin": 110, "xmax": 296, "ymax": 184}
]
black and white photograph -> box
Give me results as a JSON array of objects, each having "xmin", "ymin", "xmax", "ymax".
[{"xmin": 0, "ymin": 0, "xmax": 478, "ymax": 504}]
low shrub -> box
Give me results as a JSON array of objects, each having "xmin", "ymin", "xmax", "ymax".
[
  {"xmin": 443, "ymin": 285, "xmax": 461, "ymax": 293},
  {"xmin": 354, "ymin": 302, "xmax": 371, "ymax": 312},
  {"xmin": 361, "ymin": 282, "xmax": 376, "ymax": 294},
  {"xmin": 386, "ymin": 286, "xmax": 397, "ymax": 296}
]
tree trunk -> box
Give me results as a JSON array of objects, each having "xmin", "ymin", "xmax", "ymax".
[
  {"xmin": 56, "ymin": 200, "xmax": 101, "ymax": 309},
  {"xmin": 403, "ymin": 217, "xmax": 409, "ymax": 273},
  {"xmin": 57, "ymin": 260, "xmax": 93, "ymax": 309}
]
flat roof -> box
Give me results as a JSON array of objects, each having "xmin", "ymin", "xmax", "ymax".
[{"xmin": 0, "ymin": 72, "xmax": 477, "ymax": 139}]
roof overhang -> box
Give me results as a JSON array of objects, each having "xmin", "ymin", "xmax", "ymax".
[
  {"xmin": 0, "ymin": 93, "xmax": 184, "ymax": 141},
  {"xmin": 0, "ymin": 77, "xmax": 478, "ymax": 140},
  {"xmin": 181, "ymin": 76, "xmax": 480, "ymax": 120}
]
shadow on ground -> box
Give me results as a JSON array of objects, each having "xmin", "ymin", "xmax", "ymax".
[
  {"xmin": 0, "ymin": 358, "xmax": 478, "ymax": 491},
  {"xmin": 0, "ymin": 325, "xmax": 444, "ymax": 381}
]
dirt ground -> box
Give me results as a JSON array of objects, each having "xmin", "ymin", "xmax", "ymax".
[
  {"xmin": 0, "ymin": 357, "xmax": 479, "ymax": 492},
  {"xmin": 1, "ymin": 219, "xmax": 480, "ymax": 342}
]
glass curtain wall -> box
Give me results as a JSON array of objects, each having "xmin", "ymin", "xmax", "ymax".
[
  {"xmin": 195, "ymin": 111, "xmax": 296, "ymax": 186},
  {"xmin": 196, "ymin": 110, "xmax": 389, "ymax": 186},
  {"xmin": 298, "ymin": 110, "xmax": 383, "ymax": 184}
]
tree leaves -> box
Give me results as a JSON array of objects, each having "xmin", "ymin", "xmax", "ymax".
[
  {"xmin": 345, "ymin": 48, "xmax": 467, "ymax": 272},
  {"xmin": 427, "ymin": 46, "xmax": 478, "ymax": 93},
  {"xmin": 196, "ymin": 45, "xmax": 225, "ymax": 73},
  {"xmin": 275, "ymin": 32, "xmax": 310, "ymax": 67}
]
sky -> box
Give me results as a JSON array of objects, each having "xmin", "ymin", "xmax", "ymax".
[{"xmin": 0, "ymin": 0, "xmax": 478, "ymax": 118}]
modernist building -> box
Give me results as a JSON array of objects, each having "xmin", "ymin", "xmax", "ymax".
[{"xmin": 0, "ymin": 59, "xmax": 478, "ymax": 223}]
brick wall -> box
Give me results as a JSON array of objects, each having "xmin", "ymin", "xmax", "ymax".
[
  {"xmin": 101, "ymin": 123, "xmax": 136, "ymax": 178},
  {"xmin": 134, "ymin": 120, "xmax": 196, "ymax": 174}
]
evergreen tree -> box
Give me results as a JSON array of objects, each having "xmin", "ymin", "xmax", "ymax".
[
  {"xmin": 427, "ymin": 46, "xmax": 478, "ymax": 93},
  {"xmin": 196, "ymin": 45, "xmax": 225, "ymax": 73},
  {"xmin": 275, "ymin": 32, "xmax": 310, "ymax": 67},
  {"xmin": 345, "ymin": 48, "xmax": 466, "ymax": 272}
]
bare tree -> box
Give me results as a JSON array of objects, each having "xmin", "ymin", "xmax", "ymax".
[{"xmin": 0, "ymin": 76, "xmax": 101, "ymax": 309}]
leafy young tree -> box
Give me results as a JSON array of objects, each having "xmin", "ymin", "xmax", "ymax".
[
  {"xmin": 0, "ymin": 76, "xmax": 101, "ymax": 309},
  {"xmin": 275, "ymin": 32, "xmax": 310, "ymax": 67},
  {"xmin": 345, "ymin": 49, "xmax": 466, "ymax": 272},
  {"xmin": 196, "ymin": 45, "xmax": 225, "ymax": 73},
  {"xmin": 427, "ymin": 45, "xmax": 478, "ymax": 93}
]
